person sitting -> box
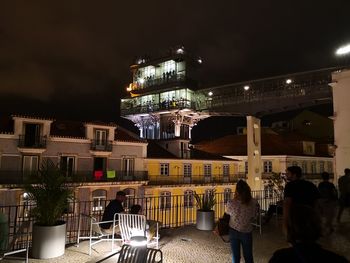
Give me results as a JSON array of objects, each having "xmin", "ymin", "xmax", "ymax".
[
  {"xmin": 100, "ymin": 191, "xmax": 127, "ymax": 233},
  {"xmin": 269, "ymin": 204, "xmax": 348, "ymax": 263}
]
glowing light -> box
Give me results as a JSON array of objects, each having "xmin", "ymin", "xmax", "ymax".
[
  {"xmin": 208, "ymin": 91, "xmax": 213, "ymax": 96},
  {"xmin": 176, "ymin": 47, "xmax": 184, "ymax": 54},
  {"xmin": 126, "ymin": 86, "xmax": 132, "ymax": 92},
  {"xmin": 198, "ymin": 58, "xmax": 203, "ymax": 64},
  {"xmin": 336, "ymin": 44, "xmax": 350, "ymax": 55},
  {"xmin": 286, "ymin": 79, "xmax": 292, "ymax": 84},
  {"xmin": 23, "ymin": 192, "xmax": 28, "ymax": 198},
  {"xmin": 130, "ymin": 236, "xmax": 147, "ymax": 247},
  {"xmin": 244, "ymin": 85, "xmax": 250, "ymax": 91},
  {"xmin": 139, "ymin": 78, "xmax": 145, "ymax": 84}
]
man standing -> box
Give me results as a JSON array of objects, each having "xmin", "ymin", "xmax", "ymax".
[
  {"xmin": 337, "ymin": 168, "xmax": 350, "ymax": 223},
  {"xmin": 283, "ymin": 166, "xmax": 320, "ymax": 234},
  {"xmin": 101, "ymin": 191, "xmax": 127, "ymax": 230}
]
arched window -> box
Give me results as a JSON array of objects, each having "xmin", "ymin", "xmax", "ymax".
[
  {"xmin": 184, "ymin": 190, "xmax": 194, "ymax": 208},
  {"xmin": 160, "ymin": 191, "xmax": 171, "ymax": 210},
  {"xmin": 123, "ymin": 188, "xmax": 136, "ymax": 209},
  {"xmin": 92, "ymin": 189, "xmax": 107, "ymax": 211},
  {"xmin": 224, "ymin": 188, "xmax": 232, "ymax": 204},
  {"xmin": 19, "ymin": 192, "xmax": 34, "ymax": 218}
]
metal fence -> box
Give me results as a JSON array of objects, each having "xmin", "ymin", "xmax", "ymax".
[{"xmin": 0, "ymin": 190, "xmax": 280, "ymax": 252}]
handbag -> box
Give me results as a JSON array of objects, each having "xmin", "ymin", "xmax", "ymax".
[{"xmin": 216, "ymin": 213, "xmax": 230, "ymax": 243}]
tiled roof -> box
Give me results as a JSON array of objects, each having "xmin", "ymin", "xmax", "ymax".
[
  {"xmin": 147, "ymin": 141, "xmax": 178, "ymax": 159},
  {"xmin": 51, "ymin": 120, "xmax": 86, "ymax": 138},
  {"xmin": 195, "ymin": 133, "xmax": 332, "ymax": 157},
  {"xmin": 115, "ymin": 127, "xmax": 146, "ymax": 143},
  {"xmin": 146, "ymin": 141, "xmax": 233, "ymax": 160},
  {"xmin": 189, "ymin": 148, "xmax": 233, "ymax": 160}
]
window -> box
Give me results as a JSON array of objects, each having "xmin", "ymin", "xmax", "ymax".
[
  {"xmin": 311, "ymin": 161, "xmax": 317, "ymax": 174},
  {"xmin": 143, "ymin": 66, "xmax": 155, "ymax": 78},
  {"xmin": 92, "ymin": 189, "xmax": 107, "ymax": 211},
  {"xmin": 263, "ymin": 161, "xmax": 272, "ymax": 173},
  {"xmin": 223, "ymin": 164, "xmax": 230, "ymax": 176},
  {"xmin": 302, "ymin": 161, "xmax": 307, "ymax": 174},
  {"xmin": 95, "ymin": 129, "xmax": 107, "ymax": 145},
  {"xmin": 328, "ymin": 161, "xmax": 333, "ymax": 173},
  {"xmin": 244, "ymin": 161, "xmax": 248, "ymax": 174},
  {"xmin": 160, "ymin": 192, "xmax": 171, "ymax": 210},
  {"xmin": 163, "ymin": 60, "xmax": 175, "ymax": 73},
  {"xmin": 160, "ymin": 163, "xmax": 169, "ymax": 176},
  {"xmin": 184, "ymin": 164, "xmax": 192, "ymax": 177},
  {"xmin": 123, "ymin": 188, "xmax": 136, "ymax": 209},
  {"xmin": 319, "ymin": 161, "xmax": 324, "ymax": 173},
  {"xmin": 204, "ymin": 189, "xmax": 215, "ymax": 204},
  {"xmin": 122, "ymin": 158, "xmax": 135, "ymax": 175},
  {"xmin": 204, "ymin": 164, "xmax": 212, "ymax": 177},
  {"xmin": 60, "ymin": 156, "xmax": 75, "ymax": 177},
  {"xmin": 184, "ymin": 190, "xmax": 193, "ymax": 208},
  {"xmin": 22, "ymin": 155, "xmax": 39, "ymax": 174},
  {"xmin": 224, "ymin": 188, "xmax": 232, "ymax": 204},
  {"xmin": 19, "ymin": 192, "xmax": 34, "ymax": 218}
]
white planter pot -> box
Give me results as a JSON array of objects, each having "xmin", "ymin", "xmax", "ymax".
[
  {"xmin": 32, "ymin": 221, "xmax": 66, "ymax": 259},
  {"xmin": 196, "ymin": 210, "xmax": 215, "ymax": 230}
]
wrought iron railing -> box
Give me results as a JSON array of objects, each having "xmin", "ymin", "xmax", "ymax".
[
  {"xmin": 0, "ymin": 190, "xmax": 281, "ymax": 251},
  {"xmin": 0, "ymin": 170, "xmax": 148, "ymax": 185},
  {"xmin": 18, "ymin": 135, "xmax": 47, "ymax": 148},
  {"xmin": 90, "ymin": 140, "xmax": 113, "ymax": 151},
  {"xmin": 148, "ymin": 173, "xmax": 246, "ymax": 185}
]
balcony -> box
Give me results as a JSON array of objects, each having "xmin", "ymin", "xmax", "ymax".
[
  {"xmin": 90, "ymin": 140, "xmax": 113, "ymax": 152},
  {"xmin": 130, "ymin": 74, "xmax": 197, "ymax": 94},
  {"xmin": 0, "ymin": 170, "xmax": 148, "ymax": 185},
  {"xmin": 18, "ymin": 135, "xmax": 47, "ymax": 149},
  {"xmin": 121, "ymin": 100, "xmax": 196, "ymax": 116},
  {"xmin": 148, "ymin": 173, "xmax": 246, "ymax": 185},
  {"xmin": 2, "ymin": 193, "xmax": 349, "ymax": 262}
]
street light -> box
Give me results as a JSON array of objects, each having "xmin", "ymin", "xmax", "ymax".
[
  {"xmin": 336, "ymin": 44, "xmax": 350, "ymax": 56},
  {"xmin": 244, "ymin": 85, "xmax": 250, "ymax": 91}
]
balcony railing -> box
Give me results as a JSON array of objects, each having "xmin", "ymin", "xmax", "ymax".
[
  {"xmin": 90, "ymin": 140, "xmax": 113, "ymax": 151},
  {"xmin": 0, "ymin": 170, "xmax": 148, "ymax": 185},
  {"xmin": 0, "ymin": 190, "xmax": 281, "ymax": 251},
  {"xmin": 18, "ymin": 135, "xmax": 47, "ymax": 148},
  {"xmin": 131, "ymin": 74, "xmax": 197, "ymax": 92},
  {"xmin": 121, "ymin": 100, "xmax": 196, "ymax": 116},
  {"xmin": 148, "ymin": 173, "xmax": 247, "ymax": 185}
]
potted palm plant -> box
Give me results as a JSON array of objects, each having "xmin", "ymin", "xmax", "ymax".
[
  {"xmin": 25, "ymin": 159, "xmax": 73, "ymax": 259},
  {"xmin": 194, "ymin": 190, "xmax": 216, "ymax": 230}
]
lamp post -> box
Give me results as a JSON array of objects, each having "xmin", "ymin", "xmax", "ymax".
[{"xmin": 335, "ymin": 43, "xmax": 350, "ymax": 66}]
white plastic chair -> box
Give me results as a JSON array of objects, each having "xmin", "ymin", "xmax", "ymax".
[
  {"xmin": 76, "ymin": 213, "xmax": 121, "ymax": 255},
  {"xmin": 117, "ymin": 213, "xmax": 159, "ymax": 249}
]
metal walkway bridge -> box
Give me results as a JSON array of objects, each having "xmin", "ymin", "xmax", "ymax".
[{"xmin": 195, "ymin": 67, "xmax": 337, "ymax": 117}]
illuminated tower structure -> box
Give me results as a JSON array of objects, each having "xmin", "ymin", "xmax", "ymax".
[{"xmin": 120, "ymin": 47, "xmax": 209, "ymax": 154}]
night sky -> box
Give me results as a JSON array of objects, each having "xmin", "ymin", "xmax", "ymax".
[{"xmin": 0, "ymin": 1, "xmax": 349, "ymax": 135}]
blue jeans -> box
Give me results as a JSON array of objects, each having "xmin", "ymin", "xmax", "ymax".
[{"xmin": 229, "ymin": 228, "xmax": 254, "ymax": 263}]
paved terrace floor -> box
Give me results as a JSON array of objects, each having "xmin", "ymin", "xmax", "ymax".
[{"xmin": 5, "ymin": 214, "xmax": 350, "ymax": 263}]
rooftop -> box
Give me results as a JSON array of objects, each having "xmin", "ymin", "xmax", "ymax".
[{"xmin": 28, "ymin": 217, "xmax": 350, "ymax": 263}]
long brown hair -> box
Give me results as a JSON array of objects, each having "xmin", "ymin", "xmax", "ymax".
[{"xmin": 235, "ymin": 180, "xmax": 252, "ymax": 204}]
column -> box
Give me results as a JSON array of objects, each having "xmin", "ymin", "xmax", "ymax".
[
  {"xmin": 246, "ymin": 116, "xmax": 262, "ymax": 191},
  {"xmin": 331, "ymin": 69, "xmax": 350, "ymax": 182}
]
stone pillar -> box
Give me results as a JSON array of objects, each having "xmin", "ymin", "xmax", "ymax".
[
  {"xmin": 331, "ymin": 69, "xmax": 350, "ymax": 183},
  {"xmin": 246, "ymin": 116, "xmax": 262, "ymax": 191}
]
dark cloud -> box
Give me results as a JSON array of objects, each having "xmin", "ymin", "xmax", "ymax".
[{"xmin": 0, "ymin": 0, "xmax": 349, "ymax": 120}]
